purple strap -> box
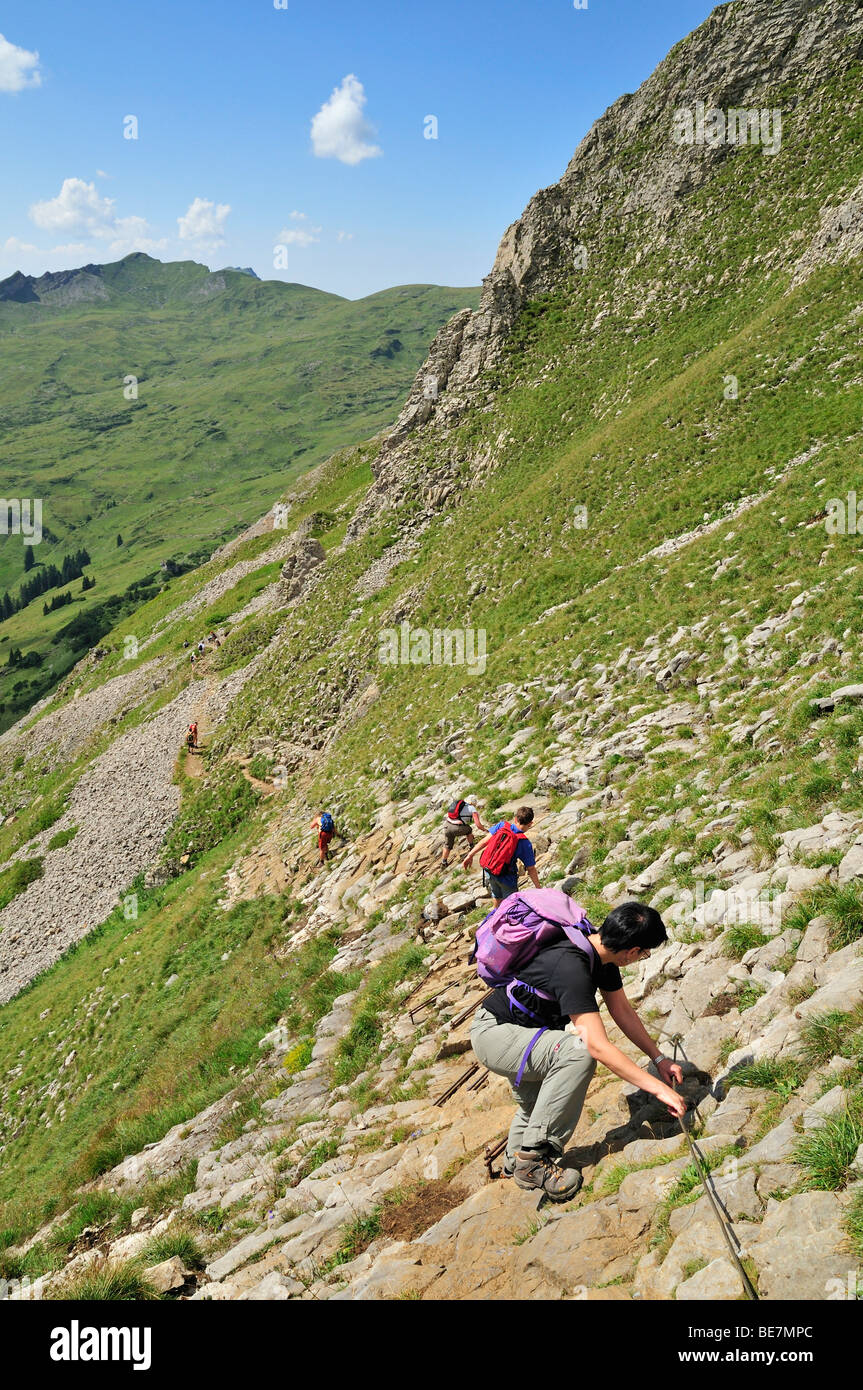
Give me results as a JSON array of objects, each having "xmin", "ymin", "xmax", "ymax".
[
  {"xmin": 505, "ymin": 979, "xmax": 553, "ymax": 1020},
  {"xmin": 515, "ymin": 1027, "xmax": 548, "ymax": 1086},
  {"xmin": 561, "ymin": 921, "xmax": 597, "ymax": 958}
]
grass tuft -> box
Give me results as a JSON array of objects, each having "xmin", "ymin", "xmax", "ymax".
[
  {"xmin": 799, "ymin": 1011, "xmax": 854, "ymax": 1070},
  {"xmin": 794, "ymin": 1095, "xmax": 863, "ymax": 1191},
  {"xmin": 722, "ymin": 925, "xmax": 770, "ymax": 960},
  {"xmin": 139, "ymin": 1224, "xmax": 205, "ymax": 1270},
  {"xmin": 48, "ymin": 1260, "xmax": 161, "ymax": 1301}
]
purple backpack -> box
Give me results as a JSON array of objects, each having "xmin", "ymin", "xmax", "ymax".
[
  {"xmin": 471, "ymin": 887, "xmax": 595, "ymax": 987},
  {"xmin": 470, "ymin": 887, "xmax": 596, "ymax": 1084}
]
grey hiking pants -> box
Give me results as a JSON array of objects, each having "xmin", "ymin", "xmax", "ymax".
[{"xmin": 471, "ymin": 1006, "xmax": 596, "ymax": 1159}]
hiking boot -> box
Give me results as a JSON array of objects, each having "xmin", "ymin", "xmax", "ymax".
[
  {"xmin": 512, "ymin": 1148, "xmax": 583, "ymax": 1203},
  {"xmin": 502, "ymin": 1155, "xmax": 515, "ymax": 1179}
]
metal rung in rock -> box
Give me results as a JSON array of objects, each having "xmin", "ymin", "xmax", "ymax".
[{"xmin": 434, "ymin": 1063, "xmax": 479, "ymax": 1106}]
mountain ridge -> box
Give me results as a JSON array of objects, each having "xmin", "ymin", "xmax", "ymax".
[
  {"xmin": 0, "ymin": 252, "xmax": 344, "ymax": 310},
  {"xmin": 0, "ymin": 256, "xmax": 480, "ymax": 731}
]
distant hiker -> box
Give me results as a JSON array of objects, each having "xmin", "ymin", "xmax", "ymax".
[
  {"xmin": 312, "ymin": 811, "xmax": 336, "ymax": 864},
  {"xmin": 197, "ymin": 640, "xmax": 205, "ymax": 654},
  {"xmin": 190, "ymin": 652, "xmax": 196, "ymax": 664},
  {"xmin": 188, "ymin": 722, "xmax": 198, "ymax": 750},
  {"xmin": 463, "ymin": 806, "xmax": 540, "ymax": 907},
  {"xmin": 470, "ymin": 889, "xmax": 687, "ymax": 1202},
  {"xmin": 441, "ymin": 797, "xmax": 488, "ymax": 867}
]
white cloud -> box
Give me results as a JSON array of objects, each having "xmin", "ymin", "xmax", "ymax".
[
  {"xmin": 0, "ymin": 240, "xmax": 92, "ymax": 278},
  {"xmin": 310, "ymin": 74, "xmax": 381, "ymax": 166},
  {"xmin": 0, "ymin": 33, "xmax": 41, "ymax": 92},
  {"xmin": 336, "ymin": 230, "xmax": 354, "ymax": 242},
  {"xmin": 277, "ymin": 213, "xmax": 321, "ymax": 248},
  {"xmin": 178, "ymin": 197, "xmax": 231, "ymax": 246},
  {"xmin": 279, "ymin": 228, "xmax": 320, "ymax": 247},
  {"xmin": 107, "ymin": 217, "xmax": 169, "ymax": 257},
  {"xmin": 96, "ymin": 169, "xmax": 110, "ymax": 180},
  {"xmin": 3, "ymin": 235, "xmax": 38, "ymax": 255},
  {"xmin": 27, "ymin": 179, "xmax": 166, "ymax": 259},
  {"xmin": 48, "ymin": 242, "xmax": 92, "ymax": 258},
  {"xmin": 29, "ymin": 178, "xmax": 115, "ymax": 234}
]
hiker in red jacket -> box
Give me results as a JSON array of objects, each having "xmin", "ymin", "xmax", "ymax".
[
  {"xmin": 463, "ymin": 806, "xmax": 540, "ymax": 907},
  {"xmin": 311, "ymin": 811, "xmax": 336, "ymax": 865}
]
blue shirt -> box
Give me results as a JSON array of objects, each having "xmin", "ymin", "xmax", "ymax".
[{"xmin": 484, "ymin": 821, "xmax": 536, "ymax": 887}]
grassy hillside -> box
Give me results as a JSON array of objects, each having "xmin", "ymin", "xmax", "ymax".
[
  {"xmin": 0, "ymin": 254, "xmax": 479, "ymax": 729},
  {"xmin": 222, "ymin": 56, "xmax": 863, "ymax": 817}
]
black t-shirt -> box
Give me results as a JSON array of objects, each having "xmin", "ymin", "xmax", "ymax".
[{"xmin": 484, "ymin": 938, "xmax": 623, "ymax": 1030}]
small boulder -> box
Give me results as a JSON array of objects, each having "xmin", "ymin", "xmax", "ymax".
[
  {"xmin": 802, "ymin": 1085, "xmax": 847, "ymax": 1132},
  {"xmin": 239, "ymin": 1271, "xmax": 304, "ymax": 1300},
  {"xmin": 740, "ymin": 1117, "xmax": 798, "ymax": 1166},
  {"xmin": 422, "ymin": 899, "xmax": 449, "ymax": 923},
  {"xmin": 830, "ymin": 684, "xmax": 863, "ymax": 705},
  {"xmin": 440, "ymin": 891, "xmax": 477, "ymax": 914},
  {"xmin": 751, "ymin": 1191, "xmax": 851, "ymax": 1300},
  {"xmin": 838, "ymin": 839, "xmax": 863, "ymax": 885},
  {"xmin": 675, "ymin": 1257, "xmax": 742, "ymax": 1301},
  {"xmin": 144, "ymin": 1256, "xmax": 191, "ymax": 1294}
]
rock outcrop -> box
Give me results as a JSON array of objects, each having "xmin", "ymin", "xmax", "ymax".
[
  {"xmin": 277, "ymin": 538, "xmax": 326, "ymax": 605},
  {"xmin": 347, "ymin": 0, "xmax": 863, "ymax": 539}
]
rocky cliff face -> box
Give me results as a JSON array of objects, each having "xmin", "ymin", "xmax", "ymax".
[
  {"xmin": 349, "ymin": 0, "xmax": 863, "ymax": 538},
  {"xmin": 0, "ymin": 265, "xmax": 110, "ymax": 307}
]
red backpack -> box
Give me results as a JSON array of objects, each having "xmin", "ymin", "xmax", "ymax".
[{"xmin": 480, "ymin": 823, "xmax": 525, "ymax": 877}]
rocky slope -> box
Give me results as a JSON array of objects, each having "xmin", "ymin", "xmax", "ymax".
[
  {"xmin": 8, "ymin": 727, "xmax": 863, "ymax": 1302},
  {"xmin": 2, "ymin": 0, "xmax": 863, "ymax": 1302}
]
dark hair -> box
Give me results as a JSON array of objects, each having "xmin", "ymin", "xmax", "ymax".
[
  {"xmin": 600, "ymin": 901, "xmax": 667, "ymax": 953},
  {"xmin": 515, "ymin": 806, "xmax": 535, "ymax": 827}
]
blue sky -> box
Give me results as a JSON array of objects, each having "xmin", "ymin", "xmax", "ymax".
[{"xmin": 0, "ymin": 0, "xmax": 715, "ymax": 298}]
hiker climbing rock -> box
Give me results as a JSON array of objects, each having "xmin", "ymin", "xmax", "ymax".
[
  {"xmin": 470, "ymin": 889, "xmax": 687, "ymax": 1202},
  {"xmin": 441, "ymin": 796, "xmax": 488, "ymax": 867},
  {"xmin": 462, "ymin": 806, "xmax": 539, "ymax": 906},
  {"xmin": 312, "ymin": 810, "xmax": 336, "ymax": 865}
]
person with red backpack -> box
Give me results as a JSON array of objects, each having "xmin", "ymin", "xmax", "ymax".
[
  {"xmin": 469, "ymin": 890, "xmax": 687, "ymax": 1202},
  {"xmin": 441, "ymin": 797, "xmax": 487, "ymax": 867},
  {"xmin": 462, "ymin": 806, "xmax": 540, "ymax": 906}
]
